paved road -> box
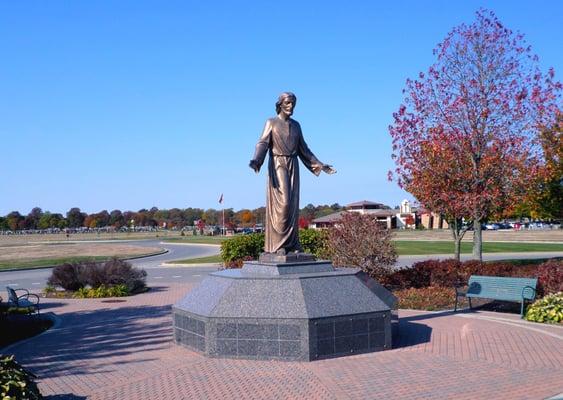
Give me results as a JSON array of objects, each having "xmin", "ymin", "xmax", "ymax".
[
  {"xmin": 0, "ymin": 240, "xmax": 220, "ymax": 291},
  {"xmin": 1, "ymin": 239, "xmax": 561, "ymax": 291}
]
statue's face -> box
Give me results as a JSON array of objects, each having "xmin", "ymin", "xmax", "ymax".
[{"xmin": 280, "ymin": 97, "xmax": 295, "ymax": 117}]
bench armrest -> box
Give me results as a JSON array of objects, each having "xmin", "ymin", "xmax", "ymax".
[
  {"xmin": 521, "ymin": 285, "xmax": 536, "ymax": 301},
  {"xmin": 24, "ymin": 293, "xmax": 40, "ymax": 305},
  {"xmin": 18, "ymin": 292, "xmax": 40, "ymax": 304}
]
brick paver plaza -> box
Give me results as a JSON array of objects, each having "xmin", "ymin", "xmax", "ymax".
[{"xmin": 6, "ymin": 283, "xmax": 563, "ymax": 399}]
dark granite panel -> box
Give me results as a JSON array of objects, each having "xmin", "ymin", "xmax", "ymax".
[
  {"xmin": 317, "ymin": 338, "xmax": 335, "ymax": 356},
  {"xmin": 369, "ymin": 316, "xmax": 385, "ymax": 332},
  {"xmin": 280, "ymin": 341, "xmax": 301, "ymax": 357},
  {"xmin": 238, "ymin": 324, "xmax": 278, "ymax": 340},
  {"xmin": 193, "ymin": 335, "xmax": 205, "ymax": 351},
  {"xmin": 369, "ymin": 332, "xmax": 386, "ymax": 349},
  {"xmin": 187, "ymin": 332, "xmax": 196, "ymax": 347},
  {"xmin": 238, "ymin": 339, "xmax": 260, "ymax": 356},
  {"xmin": 316, "ymin": 322, "xmax": 334, "ymax": 339},
  {"xmin": 196, "ymin": 319, "xmax": 206, "ymax": 336},
  {"xmin": 217, "ymin": 323, "xmax": 237, "ymax": 339},
  {"xmin": 352, "ymin": 318, "xmax": 368, "ymax": 334},
  {"xmin": 217, "ymin": 340, "xmax": 238, "ymax": 356},
  {"xmin": 259, "ymin": 341, "xmax": 281, "ymax": 357},
  {"xmin": 188, "ymin": 318, "xmax": 196, "ymax": 333},
  {"xmin": 279, "ymin": 325, "xmax": 301, "ymax": 340},
  {"xmin": 236, "ymin": 339, "xmax": 280, "ymax": 357},
  {"xmin": 335, "ymin": 320, "xmax": 352, "ymax": 337},
  {"xmin": 335, "ymin": 336, "xmax": 353, "ymax": 354},
  {"xmin": 262, "ymin": 325, "xmax": 279, "ymax": 340},
  {"xmin": 353, "ymin": 334, "xmax": 369, "ymax": 351}
]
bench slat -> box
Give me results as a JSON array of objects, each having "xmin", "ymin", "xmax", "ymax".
[{"xmin": 465, "ymin": 275, "xmax": 537, "ymax": 301}]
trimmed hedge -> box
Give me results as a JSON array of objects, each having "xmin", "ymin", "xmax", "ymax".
[
  {"xmin": 299, "ymin": 229, "xmax": 329, "ymax": 259},
  {"xmin": 220, "ymin": 230, "xmax": 330, "ymax": 268},
  {"xmin": 535, "ymin": 260, "xmax": 563, "ymax": 296},
  {"xmin": 395, "ymin": 286, "xmax": 462, "ymax": 311},
  {"xmin": 220, "ymin": 233, "xmax": 265, "ymax": 268},
  {"xmin": 381, "ymin": 258, "xmax": 559, "ymax": 294}
]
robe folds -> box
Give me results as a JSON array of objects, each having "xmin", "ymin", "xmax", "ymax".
[{"xmin": 252, "ymin": 116, "xmax": 324, "ymax": 253}]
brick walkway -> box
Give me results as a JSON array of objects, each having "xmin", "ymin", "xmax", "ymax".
[{"xmin": 5, "ymin": 284, "xmax": 562, "ymax": 400}]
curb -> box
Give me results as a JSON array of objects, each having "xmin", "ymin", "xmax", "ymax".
[
  {"xmin": 161, "ymin": 262, "xmax": 222, "ymax": 268},
  {"xmin": 159, "ymin": 241, "xmax": 221, "ymax": 247}
]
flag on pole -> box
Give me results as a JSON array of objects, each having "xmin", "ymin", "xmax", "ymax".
[{"xmin": 218, "ymin": 193, "xmax": 224, "ymax": 204}]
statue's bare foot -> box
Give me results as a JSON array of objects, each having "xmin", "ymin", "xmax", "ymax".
[{"xmin": 276, "ymin": 248, "xmax": 286, "ymax": 256}]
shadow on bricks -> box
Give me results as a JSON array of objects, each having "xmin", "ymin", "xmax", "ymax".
[
  {"xmin": 39, "ymin": 302, "xmax": 69, "ymax": 310},
  {"xmin": 393, "ymin": 320, "xmax": 432, "ymax": 348},
  {"xmin": 45, "ymin": 394, "xmax": 87, "ymax": 400},
  {"xmin": 11, "ymin": 304, "xmax": 173, "ymax": 379}
]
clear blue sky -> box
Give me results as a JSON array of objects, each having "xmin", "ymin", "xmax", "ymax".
[{"xmin": 1, "ymin": 1, "xmax": 561, "ymax": 215}]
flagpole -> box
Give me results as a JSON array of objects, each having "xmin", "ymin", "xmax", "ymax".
[{"xmin": 222, "ymin": 208, "xmax": 225, "ymax": 236}]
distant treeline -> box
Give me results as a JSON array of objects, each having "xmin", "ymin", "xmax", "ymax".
[{"xmin": 0, "ymin": 204, "xmax": 343, "ymax": 231}]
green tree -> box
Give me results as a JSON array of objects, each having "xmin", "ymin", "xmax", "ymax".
[{"xmin": 66, "ymin": 207, "xmax": 85, "ymax": 228}]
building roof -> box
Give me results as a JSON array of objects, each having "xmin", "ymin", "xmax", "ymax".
[
  {"xmin": 312, "ymin": 211, "xmax": 347, "ymax": 223},
  {"xmin": 312, "ymin": 209, "xmax": 396, "ymax": 224},
  {"xmin": 346, "ymin": 200, "xmax": 388, "ymax": 209}
]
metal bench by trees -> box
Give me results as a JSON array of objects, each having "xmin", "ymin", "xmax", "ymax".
[
  {"xmin": 454, "ymin": 275, "xmax": 537, "ymax": 317},
  {"xmin": 6, "ymin": 287, "xmax": 40, "ymax": 315}
]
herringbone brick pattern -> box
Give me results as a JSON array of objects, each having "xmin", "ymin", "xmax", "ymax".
[{"xmin": 7, "ymin": 284, "xmax": 562, "ymax": 400}]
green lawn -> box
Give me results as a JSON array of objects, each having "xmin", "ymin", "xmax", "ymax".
[
  {"xmin": 172, "ymin": 255, "xmax": 223, "ymax": 264},
  {"xmin": 394, "ymin": 240, "xmax": 563, "ymax": 255},
  {"xmin": 169, "ymin": 240, "xmax": 563, "ymax": 265}
]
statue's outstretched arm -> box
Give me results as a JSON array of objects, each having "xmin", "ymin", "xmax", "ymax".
[{"xmin": 249, "ymin": 119, "xmax": 272, "ymax": 173}]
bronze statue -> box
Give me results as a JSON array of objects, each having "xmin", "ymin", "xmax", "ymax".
[{"xmin": 250, "ymin": 92, "xmax": 336, "ymax": 255}]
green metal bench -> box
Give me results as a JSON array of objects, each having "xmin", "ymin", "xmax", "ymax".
[
  {"xmin": 6, "ymin": 286, "xmax": 40, "ymax": 315},
  {"xmin": 454, "ymin": 275, "xmax": 537, "ymax": 317}
]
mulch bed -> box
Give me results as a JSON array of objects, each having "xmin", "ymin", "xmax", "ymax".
[{"xmin": 0, "ymin": 313, "xmax": 53, "ymax": 349}]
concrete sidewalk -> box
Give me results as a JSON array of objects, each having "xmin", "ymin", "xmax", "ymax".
[{"xmin": 5, "ymin": 284, "xmax": 562, "ymax": 400}]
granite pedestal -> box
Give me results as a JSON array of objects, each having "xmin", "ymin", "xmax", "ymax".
[{"xmin": 173, "ymin": 259, "xmax": 397, "ymax": 361}]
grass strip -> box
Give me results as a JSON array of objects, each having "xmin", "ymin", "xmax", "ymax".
[
  {"xmin": 162, "ymin": 236, "xmax": 225, "ymax": 245},
  {"xmin": 171, "ymin": 255, "xmax": 222, "ymax": 264},
  {"xmin": 394, "ymin": 240, "xmax": 563, "ymax": 255}
]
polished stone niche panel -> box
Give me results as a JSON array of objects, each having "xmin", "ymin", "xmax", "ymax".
[
  {"xmin": 310, "ymin": 312, "xmax": 391, "ymax": 360},
  {"xmin": 173, "ymin": 311, "xmax": 310, "ymax": 361},
  {"xmin": 172, "ymin": 260, "xmax": 397, "ymax": 361},
  {"xmin": 173, "ymin": 313, "xmax": 206, "ymax": 352}
]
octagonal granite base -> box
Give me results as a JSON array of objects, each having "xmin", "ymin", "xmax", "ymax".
[{"xmin": 173, "ymin": 260, "xmax": 397, "ymax": 361}]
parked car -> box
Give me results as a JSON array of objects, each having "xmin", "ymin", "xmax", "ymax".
[{"xmin": 483, "ymin": 223, "xmax": 500, "ymax": 230}]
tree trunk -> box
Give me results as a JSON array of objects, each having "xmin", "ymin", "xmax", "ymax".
[
  {"xmin": 448, "ymin": 217, "xmax": 467, "ymax": 262},
  {"xmin": 472, "ymin": 219, "xmax": 483, "ymax": 261},
  {"xmin": 454, "ymin": 237, "xmax": 461, "ymax": 261}
]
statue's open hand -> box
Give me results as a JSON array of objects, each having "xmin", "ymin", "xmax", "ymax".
[
  {"xmin": 322, "ymin": 164, "xmax": 336, "ymax": 174},
  {"xmin": 249, "ymin": 159, "xmax": 260, "ymax": 173}
]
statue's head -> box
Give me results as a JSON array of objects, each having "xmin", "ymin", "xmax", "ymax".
[{"xmin": 275, "ymin": 92, "xmax": 297, "ymax": 115}]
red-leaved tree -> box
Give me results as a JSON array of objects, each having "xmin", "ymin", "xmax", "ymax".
[{"xmin": 389, "ymin": 9, "xmax": 561, "ymax": 260}]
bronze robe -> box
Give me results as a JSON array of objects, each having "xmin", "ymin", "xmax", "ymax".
[{"xmin": 252, "ymin": 116, "xmax": 324, "ymax": 253}]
